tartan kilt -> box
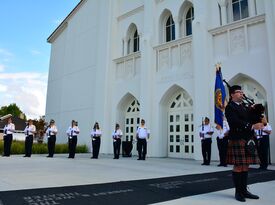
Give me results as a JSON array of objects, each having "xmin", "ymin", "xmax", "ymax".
[{"xmin": 227, "ymin": 139, "xmax": 259, "ymax": 165}]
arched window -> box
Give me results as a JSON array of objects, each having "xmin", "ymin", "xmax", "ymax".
[
  {"xmin": 126, "ymin": 25, "xmax": 139, "ymax": 55},
  {"xmin": 166, "ymin": 15, "xmax": 175, "ymax": 42},
  {"xmin": 133, "ymin": 30, "xmax": 139, "ymax": 52},
  {"xmin": 186, "ymin": 7, "xmax": 194, "ymax": 36},
  {"xmin": 232, "ymin": 0, "xmax": 249, "ymax": 21}
]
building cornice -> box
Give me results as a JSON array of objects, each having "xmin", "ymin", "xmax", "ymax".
[
  {"xmin": 47, "ymin": 0, "xmax": 87, "ymax": 43},
  {"xmin": 117, "ymin": 5, "xmax": 144, "ymax": 21},
  {"xmin": 113, "ymin": 51, "xmax": 141, "ymax": 63},
  {"xmin": 153, "ymin": 36, "xmax": 192, "ymax": 50},
  {"xmin": 209, "ymin": 14, "xmax": 265, "ymax": 36}
]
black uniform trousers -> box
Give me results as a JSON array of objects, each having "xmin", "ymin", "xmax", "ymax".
[
  {"xmin": 3, "ymin": 134, "xmax": 13, "ymax": 156},
  {"xmin": 137, "ymin": 138, "xmax": 147, "ymax": 160},
  {"xmin": 47, "ymin": 135, "xmax": 56, "ymax": 157},
  {"xmin": 25, "ymin": 135, "xmax": 33, "ymax": 157},
  {"xmin": 217, "ymin": 137, "xmax": 228, "ymax": 165},
  {"xmin": 201, "ymin": 138, "xmax": 212, "ymax": 164},
  {"xmin": 113, "ymin": 138, "xmax": 121, "ymax": 159},
  {"xmin": 92, "ymin": 137, "xmax": 101, "ymax": 158},
  {"xmin": 68, "ymin": 136, "xmax": 77, "ymax": 158},
  {"xmin": 257, "ymin": 136, "xmax": 269, "ymax": 169}
]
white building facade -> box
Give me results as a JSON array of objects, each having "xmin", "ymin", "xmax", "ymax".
[{"xmin": 46, "ymin": 0, "xmax": 275, "ymax": 162}]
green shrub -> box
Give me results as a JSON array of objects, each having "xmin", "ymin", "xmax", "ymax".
[{"xmin": 0, "ymin": 140, "xmax": 88, "ymax": 155}]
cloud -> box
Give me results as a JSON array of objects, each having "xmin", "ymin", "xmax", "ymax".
[
  {"xmin": 0, "ymin": 84, "xmax": 7, "ymax": 92},
  {"xmin": 0, "ymin": 72, "xmax": 48, "ymax": 119},
  {"xmin": 0, "ymin": 64, "xmax": 5, "ymax": 72},
  {"xmin": 30, "ymin": 49, "xmax": 42, "ymax": 56},
  {"xmin": 0, "ymin": 48, "xmax": 14, "ymax": 63}
]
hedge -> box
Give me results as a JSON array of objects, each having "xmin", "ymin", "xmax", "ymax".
[{"xmin": 0, "ymin": 140, "xmax": 88, "ymax": 155}]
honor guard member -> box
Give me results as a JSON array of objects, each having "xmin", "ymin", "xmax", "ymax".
[
  {"xmin": 91, "ymin": 122, "xmax": 102, "ymax": 159},
  {"xmin": 46, "ymin": 119, "xmax": 58, "ymax": 158},
  {"xmin": 112, "ymin": 123, "xmax": 123, "ymax": 159},
  {"xmin": 66, "ymin": 120, "xmax": 80, "ymax": 158},
  {"xmin": 2, "ymin": 116, "xmax": 15, "ymax": 157},
  {"xmin": 199, "ymin": 117, "xmax": 214, "ymax": 165},
  {"xmin": 254, "ymin": 117, "xmax": 272, "ymax": 170},
  {"xmin": 136, "ymin": 119, "xmax": 150, "ymax": 160},
  {"xmin": 225, "ymin": 85, "xmax": 264, "ymax": 202},
  {"xmin": 215, "ymin": 117, "xmax": 230, "ymax": 167},
  {"xmin": 23, "ymin": 119, "xmax": 36, "ymax": 157}
]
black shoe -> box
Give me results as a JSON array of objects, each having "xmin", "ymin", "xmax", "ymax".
[
  {"xmin": 137, "ymin": 158, "xmax": 142, "ymax": 160},
  {"xmin": 243, "ymin": 190, "xmax": 259, "ymax": 199},
  {"xmin": 223, "ymin": 164, "xmax": 227, "ymax": 167},
  {"xmin": 201, "ymin": 163, "xmax": 206, "ymax": 165},
  {"xmin": 235, "ymin": 192, "xmax": 246, "ymax": 202},
  {"xmin": 217, "ymin": 164, "xmax": 223, "ymax": 167},
  {"xmin": 23, "ymin": 155, "xmax": 27, "ymax": 157},
  {"xmin": 258, "ymin": 166, "xmax": 267, "ymax": 170}
]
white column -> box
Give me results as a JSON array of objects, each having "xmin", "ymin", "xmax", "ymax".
[
  {"xmin": 248, "ymin": 0, "xmax": 257, "ymax": 16},
  {"xmin": 123, "ymin": 37, "xmax": 128, "ymax": 56},
  {"xmin": 192, "ymin": 0, "xmax": 214, "ymax": 161},
  {"xmin": 140, "ymin": 0, "xmax": 158, "ymax": 156},
  {"xmin": 219, "ymin": 0, "xmax": 228, "ymax": 25},
  {"xmin": 264, "ymin": 0, "xmax": 275, "ymax": 163},
  {"xmin": 174, "ymin": 16, "xmax": 181, "ymax": 39}
]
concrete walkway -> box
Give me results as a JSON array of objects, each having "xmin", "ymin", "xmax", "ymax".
[{"xmin": 0, "ymin": 154, "xmax": 274, "ymax": 204}]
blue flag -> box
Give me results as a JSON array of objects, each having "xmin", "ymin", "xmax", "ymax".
[{"xmin": 214, "ymin": 67, "xmax": 226, "ymax": 128}]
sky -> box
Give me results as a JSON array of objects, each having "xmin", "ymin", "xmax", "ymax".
[{"xmin": 0, "ymin": 0, "xmax": 80, "ymax": 119}]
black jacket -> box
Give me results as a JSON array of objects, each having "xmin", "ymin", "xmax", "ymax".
[{"xmin": 225, "ymin": 101, "xmax": 254, "ymax": 140}]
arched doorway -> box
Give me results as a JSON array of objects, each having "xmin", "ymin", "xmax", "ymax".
[
  {"xmin": 124, "ymin": 99, "xmax": 140, "ymax": 156},
  {"xmin": 168, "ymin": 90, "xmax": 194, "ymax": 158}
]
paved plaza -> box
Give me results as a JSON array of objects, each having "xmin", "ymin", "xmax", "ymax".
[{"xmin": 0, "ymin": 154, "xmax": 275, "ymax": 204}]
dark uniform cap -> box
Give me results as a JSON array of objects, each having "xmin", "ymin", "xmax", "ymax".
[
  {"xmin": 229, "ymin": 85, "xmax": 242, "ymax": 94},
  {"xmin": 50, "ymin": 119, "xmax": 55, "ymax": 123}
]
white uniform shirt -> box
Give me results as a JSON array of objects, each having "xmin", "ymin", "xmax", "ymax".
[
  {"xmin": 46, "ymin": 125, "xmax": 58, "ymax": 137},
  {"xmin": 66, "ymin": 126, "xmax": 80, "ymax": 138},
  {"xmin": 254, "ymin": 123, "xmax": 272, "ymax": 139},
  {"xmin": 112, "ymin": 129, "xmax": 123, "ymax": 140},
  {"xmin": 3, "ymin": 123, "xmax": 15, "ymax": 135},
  {"xmin": 216, "ymin": 121, "xmax": 230, "ymax": 139},
  {"xmin": 136, "ymin": 126, "xmax": 150, "ymax": 139},
  {"xmin": 199, "ymin": 124, "xmax": 214, "ymax": 139},
  {"xmin": 91, "ymin": 129, "xmax": 102, "ymax": 138},
  {"xmin": 24, "ymin": 125, "xmax": 36, "ymax": 136}
]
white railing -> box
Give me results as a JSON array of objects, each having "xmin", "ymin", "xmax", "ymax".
[
  {"xmin": 113, "ymin": 51, "xmax": 141, "ymax": 79},
  {"xmin": 154, "ymin": 36, "xmax": 192, "ymax": 72},
  {"xmin": 209, "ymin": 14, "xmax": 265, "ymax": 56}
]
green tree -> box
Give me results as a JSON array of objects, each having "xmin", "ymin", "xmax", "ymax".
[{"xmin": 0, "ymin": 103, "xmax": 26, "ymax": 120}]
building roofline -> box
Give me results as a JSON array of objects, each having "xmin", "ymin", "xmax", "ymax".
[{"xmin": 47, "ymin": 0, "xmax": 86, "ymax": 43}]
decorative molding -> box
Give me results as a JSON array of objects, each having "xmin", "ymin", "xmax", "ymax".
[
  {"xmin": 154, "ymin": 36, "xmax": 192, "ymax": 50},
  {"xmin": 113, "ymin": 51, "xmax": 141, "ymax": 63},
  {"xmin": 114, "ymin": 52, "xmax": 141, "ymax": 79},
  {"xmin": 154, "ymin": 36, "xmax": 192, "ymax": 72},
  {"xmin": 117, "ymin": 6, "xmax": 144, "ymax": 21},
  {"xmin": 230, "ymin": 27, "xmax": 245, "ymax": 55},
  {"xmin": 209, "ymin": 14, "xmax": 265, "ymax": 36}
]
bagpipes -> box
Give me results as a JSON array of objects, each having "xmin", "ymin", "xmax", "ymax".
[{"xmin": 223, "ymin": 79, "xmax": 265, "ymax": 125}]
